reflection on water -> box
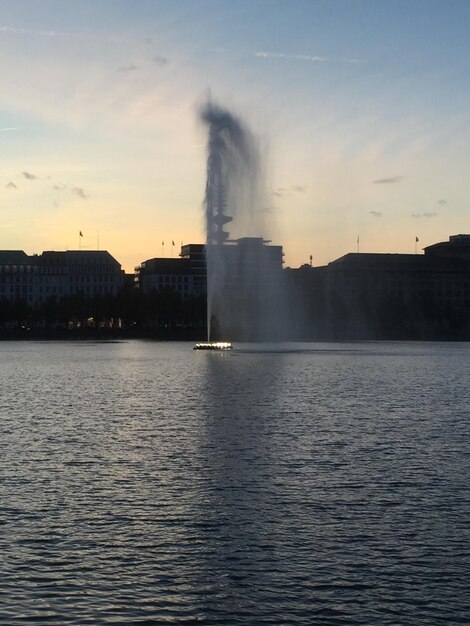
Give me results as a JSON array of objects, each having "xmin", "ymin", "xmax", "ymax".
[{"xmin": 1, "ymin": 341, "xmax": 469, "ymax": 625}]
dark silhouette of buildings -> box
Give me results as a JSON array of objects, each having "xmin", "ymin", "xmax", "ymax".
[
  {"xmin": 0, "ymin": 234, "xmax": 469, "ymax": 339},
  {"xmin": 286, "ymin": 234, "xmax": 470, "ymax": 340},
  {"xmin": 0, "ymin": 250, "xmax": 123, "ymax": 306},
  {"xmin": 207, "ymin": 237, "xmax": 284, "ymax": 339},
  {"xmin": 135, "ymin": 244, "xmax": 206, "ymax": 299}
]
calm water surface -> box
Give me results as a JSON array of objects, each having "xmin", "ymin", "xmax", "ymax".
[{"xmin": 1, "ymin": 340, "xmax": 469, "ymax": 625}]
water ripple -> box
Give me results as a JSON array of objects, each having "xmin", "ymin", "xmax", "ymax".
[{"xmin": 1, "ymin": 341, "xmax": 469, "ymax": 624}]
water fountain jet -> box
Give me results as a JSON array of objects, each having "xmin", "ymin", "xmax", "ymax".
[{"xmin": 195, "ymin": 98, "xmax": 284, "ymax": 346}]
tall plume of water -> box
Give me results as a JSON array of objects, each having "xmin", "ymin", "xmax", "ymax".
[{"xmin": 200, "ymin": 100, "xmax": 269, "ymax": 341}]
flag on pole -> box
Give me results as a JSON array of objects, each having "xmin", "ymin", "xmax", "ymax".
[
  {"xmin": 79, "ymin": 231, "xmax": 83, "ymax": 237},
  {"xmin": 415, "ymin": 236, "xmax": 419, "ymax": 242},
  {"xmin": 172, "ymin": 240, "xmax": 175, "ymax": 246}
]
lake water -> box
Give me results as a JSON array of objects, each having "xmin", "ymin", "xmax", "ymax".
[{"xmin": 1, "ymin": 340, "xmax": 469, "ymax": 625}]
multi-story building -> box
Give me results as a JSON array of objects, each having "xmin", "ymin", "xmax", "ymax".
[
  {"xmin": 286, "ymin": 234, "xmax": 470, "ymax": 339},
  {"xmin": 0, "ymin": 250, "xmax": 124, "ymax": 307},
  {"xmin": 325, "ymin": 235, "xmax": 470, "ymax": 312},
  {"xmin": 135, "ymin": 238, "xmax": 285, "ymax": 338},
  {"xmin": 135, "ymin": 244, "xmax": 206, "ymax": 299},
  {"xmin": 206, "ymin": 237, "xmax": 285, "ymax": 339},
  {"xmin": 180, "ymin": 243, "xmax": 206, "ymax": 295}
]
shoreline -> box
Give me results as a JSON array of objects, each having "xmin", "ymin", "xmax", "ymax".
[{"xmin": 0, "ymin": 328, "xmax": 468, "ymax": 342}]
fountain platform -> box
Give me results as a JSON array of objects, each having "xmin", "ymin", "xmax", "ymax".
[{"xmin": 193, "ymin": 342, "xmax": 233, "ymax": 351}]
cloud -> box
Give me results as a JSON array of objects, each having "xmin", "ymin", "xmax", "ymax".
[
  {"xmin": 412, "ymin": 212, "xmax": 438, "ymax": 218},
  {"xmin": 255, "ymin": 51, "xmax": 364, "ymax": 64},
  {"xmin": 261, "ymin": 205, "xmax": 275, "ymax": 214},
  {"xmin": 0, "ymin": 25, "xmax": 64, "ymax": 38},
  {"xmin": 6, "ymin": 181, "xmax": 17, "ymax": 189},
  {"xmin": 22, "ymin": 171, "xmax": 37, "ymax": 180},
  {"xmin": 438, "ymin": 199, "xmax": 447, "ymax": 205},
  {"xmin": 256, "ymin": 51, "xmax": 329, "ymax": 63},
  {"xmin": 53, "ymin": 182, "xmax": 87, "ymax": 199},
  {"xmin": 373, "ymin": 176, "xmax": 404, "ymax": 184},
  {"xmin": 369, "ymin": 210, "xmax": 383, "ymax": 217},
  {"xmin": 71, "ymin": 187, "xmax": 88, "ymax": 200},
  {"xmin": 338, "ymin": 57, "xmax": 364, "ymax": 64},
  {"xmin": 0, "ymin": 127, "xmax": 19, "ymax": 132},
  {"xmin": 273, "ymin": 185, "xmax": 307, "ymax": 197},
  {"xmin": 152, "ymin": 55, "xmax": 168, "ymax": 66},
  {"xmin": 118, "ymin": 64, "xmax": 138, "ymax": 72}
]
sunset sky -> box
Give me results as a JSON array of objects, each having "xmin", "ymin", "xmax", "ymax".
[{"xmin": 1, "ymin": 0, "xmax": 469, "ymax": 271}]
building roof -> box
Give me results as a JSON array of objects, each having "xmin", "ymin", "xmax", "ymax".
[
  {"xmin": 0, "ymin": 249, "xmax": 122, "ymax": 269},
  {"xmin": 0, "ymin": 250, "xmax": 30, "ymax": 265},
  {"xmin": 140, "ymin": 258, "xmax": 192, "ymax": 274},
  {"xmin": 329, "ymin": 252, "xmax": 469, "ymax": 272},
  {"xmin": 424, "ymin": 234, "xmax": 470, "ymax": 261},
  {"xmin": 41, "ymin": 250, "xmax": 121, "ymax": 267}
]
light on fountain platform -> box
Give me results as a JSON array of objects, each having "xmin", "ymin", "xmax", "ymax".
[{"xmin": 193, "ymin": 342, "xmax": 233, "ymax": 351}]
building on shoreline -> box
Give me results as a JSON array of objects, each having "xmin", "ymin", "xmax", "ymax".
[
  {"xmin": 135, "ymin": 244, "xmax": 206, "ymax": 299},
  {"xmin": 135, "ymin": 237, "xmax": 285, "ymax": 339},
  {"xmin": 286, "ymin": 234, "xmax": 470, "ymax": 339},
  {"xmin": 0, "ymin": 235, "xmax": 469, "ymax": 338},
  {"xmin": 0, "ymin": 250, "xmax": 124, "ymax": 306}
]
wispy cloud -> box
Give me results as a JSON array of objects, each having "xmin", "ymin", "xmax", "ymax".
[
  {"xmin": 412, "ymin": 212, "xmax": 438, "ymax": 219},
  {"xmin": 6, "ymin": 181, "xmax": 17, "ymax": 189},
  {"xmin": 257, "ymin": 51, "xmax": 328, "ymax": 63},
  {"xmin": 52, "ymin": 182, "xmax": 88, "ymax": 200},
  {"xmin": 369, "ymin": 210, "xmax": 383, "ymax": 217},
  {"xmin": 0, "ymin": 127, "xmax": 19, "ymax": 132},
  {"xmin": 373, "ymin": 176, "xmax": 404, "ymax": 184},
  {"xmin": 118, "ymin": 64, "xmax": 138, "ymax": 72},
  {"xmin": 0, "ymin": 25, "xmax": 65, "ymax": 38},
  {"xmin": 72, "ymin": 187, "xmax": 88, "ymax": 200},
  {"xmin": 22, "ymin": 171, "xmax": 37, "ymax": 181},
  {"xmin": 255, "ymin": 51, "xmax": 364, "ymax": 64},
  {"xmin": 273, "ymin": 185, "xmax": 307, "ymax": 197},
  {"xmin": 438, "ymin": 199, "xmax": 447, "ymax": 205},
  {"xmin": 152, "ymin": 55, "xmax": 168, "ymax": 66}
]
